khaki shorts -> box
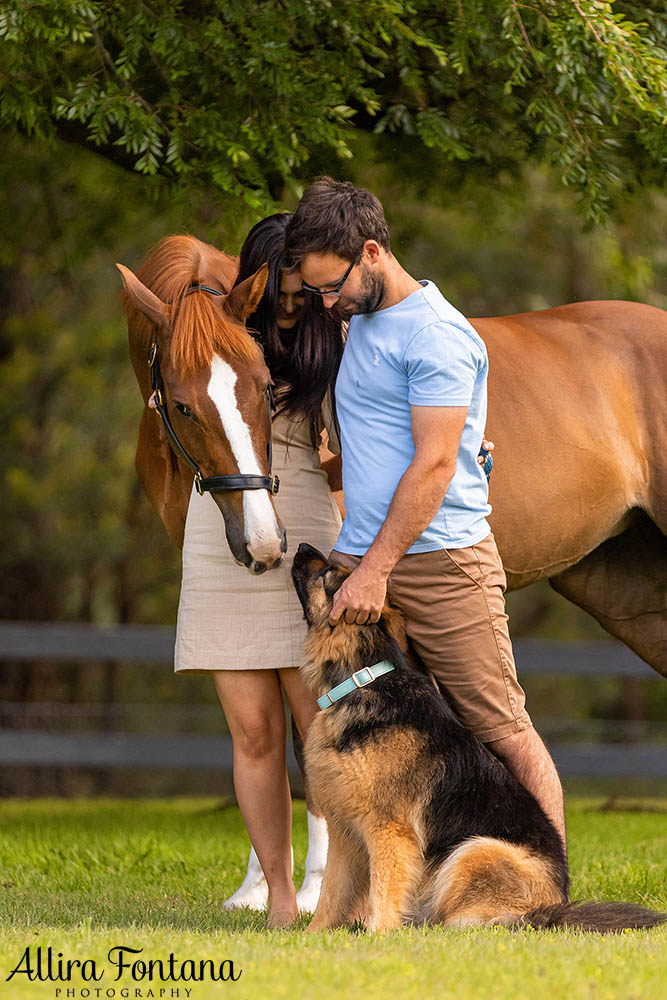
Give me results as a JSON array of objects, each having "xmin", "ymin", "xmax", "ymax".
[{"xmin": 330, "ymin": 532, "xmax": 532, "ymax": 744}]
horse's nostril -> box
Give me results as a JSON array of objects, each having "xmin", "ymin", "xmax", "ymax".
[
  {"xmin": 252, "ymin": 561, "xmax": 267, "ymax": 574},
  {"xmin": 272, "ymin": 556, "xmax": 283, "ymax": 569}
]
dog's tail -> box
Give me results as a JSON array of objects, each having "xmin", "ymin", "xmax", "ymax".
[{"xmin": 519, "ymin": 900, "xmax": 665, "ymax": 933}]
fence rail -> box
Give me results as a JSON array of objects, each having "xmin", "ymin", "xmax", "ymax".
[
  {"xmin": 1, "ymin": 621, "xmax": 665, "ymax": 779},
  {"xmin": 0, "ymin": 621, "xmax": 655, "ymax": 676}
]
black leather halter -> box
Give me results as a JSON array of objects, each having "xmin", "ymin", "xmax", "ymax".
[{"xmin": 148, "ymin": 283, "xmax": 280, "ymax": 497}]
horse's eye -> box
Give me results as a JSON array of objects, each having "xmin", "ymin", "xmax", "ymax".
[{"xmin": 175, "ymin": 402, "xmax": 194, "ymax": 419}]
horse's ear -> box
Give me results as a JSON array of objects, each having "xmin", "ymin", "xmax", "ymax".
[
  {"xmin": 225, "ymin": 262, "xmax": 269, "ymax": 321},
  {"xmin": 116, "ymin": 263, "xmax": 169, "ymax": 331}
]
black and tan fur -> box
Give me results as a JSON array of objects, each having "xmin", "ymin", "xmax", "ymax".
[{"xmin": 292, "ymin": 543, "xmax": 665, "ymax": 934}]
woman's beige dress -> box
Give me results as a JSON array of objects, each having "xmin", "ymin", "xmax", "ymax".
[{"xmin": 174, "ymin": 407, "xmax": 341, "ymax": 672}]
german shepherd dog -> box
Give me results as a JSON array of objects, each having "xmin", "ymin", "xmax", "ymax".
[{"xmin": 292, "ymin": 543, "xmax": 665, "ymax": 934}]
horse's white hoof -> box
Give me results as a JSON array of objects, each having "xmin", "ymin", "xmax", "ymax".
[
  {"xmin": 222, "ymin": 844, "xmax": 295, "ymax": 911},
  {"xmin": 296, "ymin": 870, "xmax": 324, "ymax": 913},
  {"xmin": 222, "ymin": 879, "xmax": 269, "ymax": 911},
  {"xmin": 222, "ymin": 846, "xmax": 269, "ymax": 911}
]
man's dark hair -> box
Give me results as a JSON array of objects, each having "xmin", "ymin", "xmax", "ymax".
[{"xmin": 285, "ymin": 177, "xmax": 391, "ymax": 265}]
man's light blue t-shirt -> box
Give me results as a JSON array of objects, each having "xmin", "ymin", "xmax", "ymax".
[{"xmin": 334, "ymin": 280, "xmax": 491, "ymax": 554}]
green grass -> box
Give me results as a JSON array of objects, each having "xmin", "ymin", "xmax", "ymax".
[{"xmin": 0, "ymin": 798, "xmax": 665, "ymax": 1000}]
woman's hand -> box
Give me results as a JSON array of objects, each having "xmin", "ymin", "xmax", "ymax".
[
  {"xmin": 477, "ymin": 438, "xmax": 494, "ymax": 481},
  {"xmin": 477, "ymin": 438, "xmax": 494, "ymax": 464}
]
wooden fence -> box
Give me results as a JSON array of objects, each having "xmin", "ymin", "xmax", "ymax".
[{"xmin": 0, "ymin": 621, "xmax": 665, "ymax": 779}]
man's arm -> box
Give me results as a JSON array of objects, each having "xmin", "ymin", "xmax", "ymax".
[{"xmin": 329, "ymin": 405, "xmax": 468, "ymax": 625}]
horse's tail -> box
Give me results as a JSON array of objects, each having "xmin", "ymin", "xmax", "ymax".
[{"xmin": 519, "ymin": 900, "xmax": 665, "ymax": 933}]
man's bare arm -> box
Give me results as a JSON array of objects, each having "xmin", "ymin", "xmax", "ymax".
[{"xmin": 329, "ymin": 405, "xmax": 468, "ymax": 625}]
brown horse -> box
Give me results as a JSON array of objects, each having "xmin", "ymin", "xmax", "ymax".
[
  {"xmin": 123, "ymin": 243, "xmax": 666, "ymax": 676},
  {"xmin": 478, "ymin": 300, "xmax": 667, "ymax": 677},
  {"xmin": 118, "ymin": 235, "xmax": 286, "ymax": 572}
]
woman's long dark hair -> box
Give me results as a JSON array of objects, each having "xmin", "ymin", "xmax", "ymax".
[{"xmin": 233, "ymin": 213, "xmax": 344, "ymax": 446}]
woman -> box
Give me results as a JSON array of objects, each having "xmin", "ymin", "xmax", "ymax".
[{"xmin": 174, "ymin": 214, "xmax": 344, "ymax": 928}]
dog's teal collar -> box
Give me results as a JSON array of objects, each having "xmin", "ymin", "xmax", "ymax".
[{"xmin": 317, "ymin": 660, "xmax": 395, "ymax": 711}]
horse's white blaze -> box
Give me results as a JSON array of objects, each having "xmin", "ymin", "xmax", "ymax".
[{"xmin": 207, "ymin": 355, "xmax": 281, "ymax": 563}]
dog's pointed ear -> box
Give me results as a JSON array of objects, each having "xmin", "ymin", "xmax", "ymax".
[
  {"xmin": 117, "ymin": 263, "xmax": 169, "ymax": 331},
  {"xmin": 225, "ymin": 263, "xmax": 269, "ymax": 321},
  {"xmin": 323, "ymin": 564, "xmax": 351, "ymax": 600}
]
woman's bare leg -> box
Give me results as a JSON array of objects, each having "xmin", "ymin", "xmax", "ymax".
[
  {"xmin": 213, "ymin": 669, "xmax": 297, "ymax": 925},
  {"xmin": 279, "ymin": 665, "xmax": 318, "ymax": 743}
]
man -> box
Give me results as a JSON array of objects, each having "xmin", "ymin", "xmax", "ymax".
[{"xmin": 285, "ymin": 178, "xmax": 566, "ymax": 847}]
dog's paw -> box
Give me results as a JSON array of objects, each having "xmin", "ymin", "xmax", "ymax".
[{"xmin": 364, "ymin": 914, "xmax": 402, "ymax": 933}]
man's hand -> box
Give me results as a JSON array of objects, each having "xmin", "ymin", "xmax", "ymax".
[{"xmin": 329, "ymin": 563, "xmax": 388, "ymax": 626}]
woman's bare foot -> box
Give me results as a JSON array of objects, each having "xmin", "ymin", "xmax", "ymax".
[
  {"xmin": 267, "ymin": 887, "xmax": 299, "ymax": 930},
  {"xmin": 266, "ymin": 907, "xmax": 299, "ymax": 930}
]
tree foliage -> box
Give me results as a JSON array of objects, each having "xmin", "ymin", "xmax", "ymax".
[{"xmin": 1, "ymin": 1, "xmax": 666, "ymax": 220}]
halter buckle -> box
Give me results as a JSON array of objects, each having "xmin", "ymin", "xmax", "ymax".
[
  {"xmin": 148, "ymin": 343, "xmax": 157, "ymax": 367},
  {"xmin": 270, "ymin": 475, "xmax": 280, "ymax": 495},
  {"xmin": 194, "ymin": 472, "xmax": 204, "ymax": 495}
]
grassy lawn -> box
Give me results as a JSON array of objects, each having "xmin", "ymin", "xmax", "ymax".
[{"xmin": 0, "ymin": 797, "xmax": 665, "ymax": 1000}]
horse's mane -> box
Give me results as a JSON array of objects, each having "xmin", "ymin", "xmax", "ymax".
[{"xmin": 126, "ymin": 234, "xmax": 262, "ymax": 373}]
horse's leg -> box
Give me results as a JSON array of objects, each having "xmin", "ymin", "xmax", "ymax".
[
  {"xmin": 292, "ymin": 717, "xmax": 329, "ymax": 913},
  {"xmin": 222, "ymin": 844, "xmax": 278, "ymax": 911},
  {"xmin": 549, "ymin": 513, "xmax": 667, "ymax": 677}
]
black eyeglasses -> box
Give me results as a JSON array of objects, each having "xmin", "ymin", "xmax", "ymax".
[{"xmin": 301, "ymin": 256, "xmax": 357, "ymax": 298}]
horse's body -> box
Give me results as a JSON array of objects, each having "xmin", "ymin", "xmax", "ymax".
[
  {"xmin": 477, "ymin": 300, "xmax": 667, "ymax": 674},
  {"xmin": 125, "ymin": 241, "xmax": 666, "ymax": 674}
]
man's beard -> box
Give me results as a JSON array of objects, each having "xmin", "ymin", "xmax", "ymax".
[{"xmin": 342, "ymin": 265, "xmax": 386, "ymax": 317}]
